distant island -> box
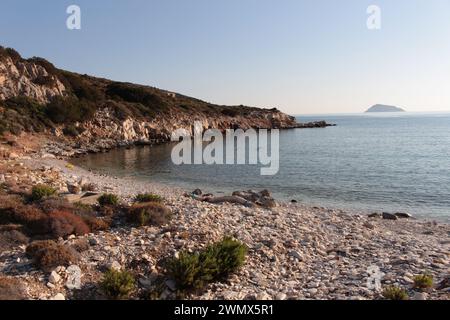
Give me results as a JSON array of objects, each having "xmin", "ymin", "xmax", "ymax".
[{"xmin": 365, "ymin": 104, "xmax": 405, "ymax": 113}]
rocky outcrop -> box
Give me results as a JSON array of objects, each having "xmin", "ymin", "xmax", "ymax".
[
  {"xmin": 42, "ymin": 106, "xmax": 303, "ymax": 156},
  {"xmin": 0, "ymin": 56, "xmax": 66, "ymax": 103}
]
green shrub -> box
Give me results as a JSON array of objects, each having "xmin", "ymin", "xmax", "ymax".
[
  {"xmin": 32, "ymin": 75, "xmax": 56, "ymax": 86},
  {"xmin": 207, "ymin": 236, "xmax": 248, "ymax": 277},
  {"xmin": 98, "ymin": 194, "xmax": 119, "ymax": 206},
  {"xmin": 4, "ymin": 47, "xmax": 22, "ymax": 63},
  {"xmin": 127, "ymin": 202, "xmax": 171, "ymax": 226},
  {"xmin": 2, "ymin": 97, "xmax": 51, "ymax": 133},
  {"xmin": 166, "ymin": 237, "xmax": 247, "ymax": 291},
  {"xmin": 100, "ymin": 269, "xmax": 136, "ymax": 299},
  {"xmin": 27, "ymin": 57, "xmax": 59, "ymax": 76},
  {"xmin": 61, "ymin": 71, "xmax": 103, "ymax": 101},
  {"xmin": 134, "ymin": 193, "xmax": 163, "ymax": 203},
  {"xmin": 221, "ymin": 108, "xmax": 239, "ymax": 117},
  {"xmin": 166, "ymin": 251, "xmax": 204, "ymax": 290},
  {"xmin": 106, "ymin": 82, "xmax": 168, "ymax": 115},
  {"xmin": 45, "ymin": 96, "xmax": 96, "ymax": 124},
  {"xmin": 31, "ymin": 185, "xmax": 57, "ymax": 201},
  {"xmin": 382, "ymin": 286, "xmax": 409, "ymax": 300},
  {"xmin": 110, "ymin": 101, "xmax": 133, "ymax": 120},
  {"xmin": 413, "ymin": 274, "xmax": 433, "ymax": 290}
]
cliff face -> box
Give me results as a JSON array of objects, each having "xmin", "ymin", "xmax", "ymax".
[
  {"xmin": 43, "ymin": 106, "xmax": 297, "ymax": 155},
  {"xmin": 0, "ymin": 46, "xmax": 300, "ymax": 156},
  {"xmin": 0, "ymin": 56, "xmax": 66, "ymax": 103}
]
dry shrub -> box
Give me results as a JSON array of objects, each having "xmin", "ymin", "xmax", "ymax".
[
  {"xmin": 0, "ymin": 196, "xmax": 90, "ymax": 238},
  {"xmin": 73, "ymin": 202, "xmax": 97, "ymax": 217},
  {"xmin": 0, "ymin": 229, "xmax": 29, "ymax": 251},
  {"xmin": 44, "ymin": 210, "xmax": 90, "ymax": 238},
  {"xmin": 82, "ymin": 216, "xmax": 111, "ymax": 232},
  {"xmin": 0, "ymin": 198, "xmax": 47, "ymax": 234},
  {"xmin": 39, "ymin": 197, "xmax": 75, "ymax": 214},
  {"xmin": 41, "ymin": 198, "xmax": 96, "ymax": 215},
  {"xmin": 40, "ymin": 198, "xmax": 109, "ymax": 234},
  {"xmin": 71, "ymin": 238, "xmax": 90, "ymax": 252},
  {"xmin": 26, "ymin": 240, "xmax": 79, "ymax": 272},
  {"xmin": 0, "ymin": 277, "xmax": 27, "ymax": 300},
  {"xmin": 98, "ymin": 205, "xmax": 117, "ymax": 217},
  {"xmin": 0, "ymin": 194, "xmax": 28, "ymax": 224},
  {"xmin": 127, "ymin": 202, "xmax": 172, "ymax": 227}
]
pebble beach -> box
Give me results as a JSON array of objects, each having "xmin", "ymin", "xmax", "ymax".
[{"xmin": 0, "ymin": 156, "xmax": 448, "ymax": 300}]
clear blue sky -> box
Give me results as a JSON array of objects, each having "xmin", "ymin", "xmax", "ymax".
[{"xmin": 1, "ymin": 0, "xmax": 449, "ymax": 114}]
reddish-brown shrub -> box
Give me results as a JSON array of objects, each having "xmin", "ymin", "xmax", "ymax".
[
  {"xmin": 71, "ymin": 238, "xmax": 90, "ymax": 252},
  {"xmin": 0, "ymin": 194, "xmax": 27, "ymax": 224},
  {"xmin": 44, "ymin": 210, "xmax": 90, "ymax": 238},
  {"xmin": 39, "ymin": 197, "xmax": 75, "ymax": 213},
  {"xmin": 15, "ymin": 205, "xmax": 46, "ymax": 222},
  {"xmin": 40, "ymin": 197, "xmax": 96, "ymax": 214},
  {"xmin": 82, "ymin": 216, "xmax": 111, "ymax": 232},
  {"xmin": 0, "ymin": 277, "xmax": 27, "ymax": 300},
  {"xmin": 26, "ymin": 240, "xmax": 79, "ymax": 272},
  {"xmin": 0, "ymin": 195, "xmax": 47, "ymax": 234}
]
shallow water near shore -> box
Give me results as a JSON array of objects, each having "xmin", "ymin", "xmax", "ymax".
[{"xmin": 71, "ymin": 112, "xmax": 450, "ymax": 222}]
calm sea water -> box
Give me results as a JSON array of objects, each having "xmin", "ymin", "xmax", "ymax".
[{"xmin": 72, "ymin": 112, "xmax": 450, "ymax": 221}]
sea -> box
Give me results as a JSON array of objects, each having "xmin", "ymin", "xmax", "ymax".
[{"xmin": 71, "ymin": 112, "xmax": 450, "ymax": 222}]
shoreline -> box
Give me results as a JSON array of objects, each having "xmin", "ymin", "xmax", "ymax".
[
  {"xmin": 0, "ymin": 155, "xmax": 448, "ymax": 300},
  {"xmin": 30, "ymin": 156, "xmax": 444, "ymax": 223}
]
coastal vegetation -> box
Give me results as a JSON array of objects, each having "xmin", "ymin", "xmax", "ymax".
[
  {"xmin": 382, "ymin": 286, "xmax": 409, "ymax": 300},
  {"xmin": 30, "ymin": 184, "xmax": 57, "ymax": 201},
  {"xmin": 127, "ymin": 202, "xmax": 172, "ymax": 227},
  {"xmin": 134, "ymin": 193, "xmax": 164, "ymax": 203},
  {"xmin": 166, "ymin": 237, "xmax": 247, "ymax": 292},
  {"xmin": 26, "ymin": 240, "xmax": 79, "ymax": 272},
  {"xmin": 97, "ymin": 193, "xmax": 119, "ymax": 206},
  {"xmin": 100, "ymin": 268, "xmax": 136, "ymax": 300},
  {"xmin": 413, "ymin": 274, "xmax": 434, "ymax": 291}
]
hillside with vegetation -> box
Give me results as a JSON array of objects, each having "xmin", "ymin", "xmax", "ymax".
[{"xmin": 0, "ymin": 46, "xmax": 298, "ymax": 148}]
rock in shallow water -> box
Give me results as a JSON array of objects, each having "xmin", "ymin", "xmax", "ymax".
[
  {"xmin": 382, "ymin": 212, "xmax": 398, "ymax": 220},
  {"xmin": 394, "ymin": 212, "xmax": 412, "ymax": 219}
]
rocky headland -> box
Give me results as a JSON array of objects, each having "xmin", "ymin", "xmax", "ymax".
[{"xmin": 0, "ymin": 46, "xmax": 333, "ymax": 158}]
